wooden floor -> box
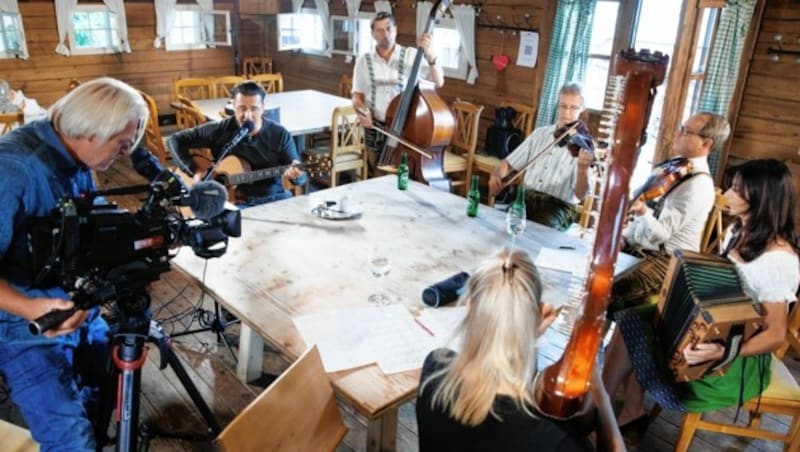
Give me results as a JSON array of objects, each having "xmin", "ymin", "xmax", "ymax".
[{"xmin": 1, "ymin": 154, "xmax": 799, "ymax": 451}]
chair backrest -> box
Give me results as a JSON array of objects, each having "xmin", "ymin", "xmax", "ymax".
[
  {"xmin": 174, "ymin": 95, "xmax": 208, "ymax": 129},
  {"xmin": 499, "ymin": 101, "xmax": 535, "ymax": 136},
  {"xmin": 0, "ymin": 111, "xmax": 22, "ymax": 136},
  {"xmin": 701, "ymin": 188, "xmax": 727, "ymax": 254},
  {"xmin": 450, "ymin": 100, "xmax": 484, "ymax": 158},
  {"xmin": 339, "ymin": 74, "xmax": 353, "ymax": 98},
  {"xmin": 173, "ymin": 78, "xmax": 214, "ymax": 101},
  {"xmin": 775, "ymin": 296, "xmax": 800, "ymax": 360},
  {"xmin": 215, "ymin": 346, "xmax": 347, "ymax": 452},
  {"xmin": 251, "ymin": 73, "xmax": 284, "ymax": 94},
  {"xmin": 138, "ymin": 90, "xmax": 168, "ymax": 165},
  {"xmin": 67, "ymin": 78, "xmax": 81, "ymax": 93},
  {"xmin": 242, "ymin": 57, "xmax": 273, "ymax": 77},
  {"xmin": 331, "ymin": 105, "xmax": 363, "ymax": 155},
  {"xmin": 213, "ymin": 76, "xmax": 246, "ymax": 98}
]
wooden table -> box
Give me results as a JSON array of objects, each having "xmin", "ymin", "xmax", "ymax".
[{"xmin": 171, "ymin": 176, "xmax": 638, "ymax": 451}]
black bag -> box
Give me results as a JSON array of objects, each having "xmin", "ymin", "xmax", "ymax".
[{"xmin": 486, "ymin": 106, "xmax": 523, "ymax": 159}]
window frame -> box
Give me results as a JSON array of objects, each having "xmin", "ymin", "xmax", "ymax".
[
  {"xmin": 0, "ymin": 12, "xmax": 24, "ymax": 59},
  {"xmin": 165, "ymin": 6, "xmax": 232, "ymax": 51},
  {"xmin": 68, "ymin": 4, "xmax": 122, "ymax": 56},
  {"xmin": 330, "ymin": 13, "xmax": 374, "ymax": 57},
  {"xmin": 277, "ymin": 9, "xmax": 327, "ymax": 55},
  {"xmin": 430, "ymin": 17, "xmax": 468, "ymax": 80}
]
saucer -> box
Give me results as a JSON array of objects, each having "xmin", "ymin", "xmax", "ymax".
[{"xmin": 311, "ymin": 202, "xmax": 362, "ymax": 220}]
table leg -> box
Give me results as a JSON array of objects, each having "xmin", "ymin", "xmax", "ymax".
[
  {"xmin": 236, "ymin": 323, "xmax": 263, "ymax": 383},
  {"xmin": 366, "ymin": 408, "xmax": 398, "ymax": 452}
]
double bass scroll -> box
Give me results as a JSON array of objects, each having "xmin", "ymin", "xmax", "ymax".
[{"xmin": 533, "ymin": 49, "xmax": 669, "ymax": 420}]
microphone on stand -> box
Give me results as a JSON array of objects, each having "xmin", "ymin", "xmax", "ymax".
[{"xmin": 203, "ymin": 120, "xmax": 255, "ymax": 182}]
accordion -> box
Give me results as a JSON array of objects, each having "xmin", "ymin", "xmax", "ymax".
[{"xmin": 654, "ymin": 250, "xmax": 764, "ymax": 382}]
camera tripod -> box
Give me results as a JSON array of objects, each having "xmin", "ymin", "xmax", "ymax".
[
  {"xmin": 170, "ymin": 295, "xmax": 240, "ymax": 364},
  {"xmin": 98, "ymin": 288, "xmax": 222, "ymax": 452}
]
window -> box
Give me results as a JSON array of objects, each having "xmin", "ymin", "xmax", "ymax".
[
  {"xmin": 683, "ymin": 8, "xmax": 719, "ymax": 119},
  {"xmin": 70, "ymin": 5, "xmax": 121, "ymax": 55},
  {"xmin": 277, "ymin": 11, "xmax": 326, "ymax": 54},
  {"xmin": 0, "ymin": 12, "xmax": 24, "ymax": 58},
  {"xmin": 431, "ymin": 18, "xmax": 467, "ymax": 80},
  {"xmin": 583, "ymin": 1, "xmax": 620, "ymax": 110},
  {"xmin": 166, "ymin": 6, "xmax": 231, "ymax": 50},
  {"xmin": 331, "ymin": 14, "xmax": 373, "ymax": 56}
]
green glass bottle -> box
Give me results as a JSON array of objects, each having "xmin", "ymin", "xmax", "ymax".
[
  {"xmin": 466, "ymin": 175, "xmax": 480, "ymax": 217},
  {"xmin": 397, "ymin": 152, "xmax": 409, "ymax": 190}
]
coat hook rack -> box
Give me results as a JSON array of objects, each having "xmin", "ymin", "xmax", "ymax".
[
  {"xmin": 768, "ymin": 34, "xmax": 800, "ymax": 63},
  {"xmin": 476, "ymin": 13, "xmax": 536, "ymax": 34}
]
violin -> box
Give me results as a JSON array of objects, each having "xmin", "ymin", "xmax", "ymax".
[
  {"xmin": 553, "ymin": 120, "xmax": 595, "ymax": 157},
  {"xmin": 630, "ymin": 157, "xmax": 693, "ymax": 205}
]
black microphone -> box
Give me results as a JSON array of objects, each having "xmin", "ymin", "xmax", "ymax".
[
  {"xmin": 422, "ymin": 272, "xmax": 470, "ymax": 308},
  {"xmin": 183, "ymin": 180, "xmax": 227, "ymax": 220}
]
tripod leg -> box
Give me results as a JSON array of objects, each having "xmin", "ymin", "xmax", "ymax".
[
  {"xmin": 163, "ymin": 343, "xmax": 222, "ymax": 435},
  {"xmin": 113, "ymin": 337, "xmax": 147, "ymax": 452}
]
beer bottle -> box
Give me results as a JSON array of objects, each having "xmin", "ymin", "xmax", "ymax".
[
  {"xmin": 397, "ymin": 152, "xmax": 409, "ymax": 190},
  {"xmin": 466, "ymin": 175, "xmax": 480, "ymax": 217}
]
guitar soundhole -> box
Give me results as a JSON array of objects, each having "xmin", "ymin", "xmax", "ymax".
[{"xmin": 215, "ymin": 174, "xmax": 229, "ymax": 186}]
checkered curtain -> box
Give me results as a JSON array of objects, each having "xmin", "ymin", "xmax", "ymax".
[
  {"xmin": 535, "ymin": 0, "xmax": 596, "ymax": 128},
  {"xmin": 697, "ymin": 0, "xmax": 756, "ymax": 179}
]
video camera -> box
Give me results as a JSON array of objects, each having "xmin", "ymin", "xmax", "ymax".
[{"xmin": 26, "ymin": 148, "xmax": 241, "ymax": 335}]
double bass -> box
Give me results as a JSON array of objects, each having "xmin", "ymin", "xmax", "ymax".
[
  {"xmin": 533, "ymin": 49, "xmax": 669, "ymax": 419},
  {"xmin": 374, "ymin": 0, "xmax": 455, "ymax": 192}
]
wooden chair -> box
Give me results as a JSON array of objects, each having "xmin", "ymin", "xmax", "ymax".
[
  {"xmin": 172, "ymin": 78, "xmax": 214, "ymax": 102},
  {"xmin": 242, "ymin": 57, "xmax": 273, "ymax": 77},
  {"xmin": 0, "ymin": 418, "xmax": 38, "ymax": 452},
  {"xmin": 172, "ymin": 95, "xmax": 209, "ymax": 130},
  {"xmin": 499, "ymin": 100, "xmax": 535, "ymax": 136},
  {"xmin": 303, "ymin": 105, "xmax": 368, "ymax": 188},
  {"xmin": 251, "ymin": 73, "xmax": 283, "ymax": 94},
  {"xmin": 674, "ymin": 355, "xmax": 800, "ymax": 452},
  {"xmin": 775, "ymin": 298, "xmax": 800, "ymax": 360},
  {"xmin": 578, "ymin": 160, "xmax": 607, "ymax": 231},
  {"xmin": 138, "ymin": 90, "xmax": 169, "ymax": 165},
  {"xmin": 215, "ymin": 346, "xmax": 347, "ymax": 452},
  {"xmin": 701, "ymin": 188, "xmax": 728, "ymax": 254},
  {"xmin": 67, "ymin": 78, "xmax": 81, "ymax": 93},
  {"xmin": 213, "ymin": 76, "xmax": 245, "ymax": 98},
  {"xmin": 444, "ymin": 100, "xmax": 484, "ymax": 196},
  {"xmin": 0, "ymin": 111, "xmax": 22, "ymax": 135}
]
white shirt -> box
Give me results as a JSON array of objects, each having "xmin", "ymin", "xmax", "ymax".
[
  {"xmin": 504, "ymin": 124, "xmax": 582, "ymax": 203},
  {"xmin": 352, "ymin": 45, "xmax": 430, "ymax": 122},
  {"xmin": 623, "ymin": 156, "xmax": 715, "ymax": 253}
]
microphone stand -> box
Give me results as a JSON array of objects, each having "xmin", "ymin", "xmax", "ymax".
[{"xmin": 202, "ymin": 122, "xmax": 254, "ymax": 182}]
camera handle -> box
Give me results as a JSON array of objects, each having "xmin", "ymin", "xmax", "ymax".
[{"xmin": 102, "ymin": 290, "xmax": 222, "ymax": 452}]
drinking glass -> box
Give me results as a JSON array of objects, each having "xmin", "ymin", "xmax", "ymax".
[
  {"xmin": 506, "ymin": 202, "xmax": 526, "ymax": 247},
  {"xmin": 367, "ymin": 248, "xmax": 392, "ymax": 305}
]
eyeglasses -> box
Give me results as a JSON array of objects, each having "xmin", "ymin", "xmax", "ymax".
[
  {"xmin": 677, "ymin": 124, "xmax": 708, "ymax": 138},
  {"xmin": 557, "ymin": 104, "xmax": 582, "ymax": 112}
]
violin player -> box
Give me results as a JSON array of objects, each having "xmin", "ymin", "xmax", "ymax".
[
  {"xmin": 488, "ymin": 82, "xmax": 596, "ymax": 231},
  {"xmin": 352, "ymin": 11, "xmax": 444, "ymax": 172},
  {"xmin": 609, "ymin": 112, "xmax": 731, "ymax": 312}
]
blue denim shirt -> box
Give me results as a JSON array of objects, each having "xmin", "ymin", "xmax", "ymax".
[{"xmin": 0, "ymin": 120, "xmax": 98, "ymax": 346}]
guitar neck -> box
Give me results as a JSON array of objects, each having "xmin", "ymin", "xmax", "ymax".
[{"xmin": 226, "ymin": 163, "xmax": 303, "ymax": 186}]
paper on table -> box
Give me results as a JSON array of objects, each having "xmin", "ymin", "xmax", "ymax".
[
  {"xmin": 369, "ymin": 305, "xmax": 439, "ymax": 374},
  {"xmin": 534, "ymin": 247, "xmax": 589, "ymax": 274}
]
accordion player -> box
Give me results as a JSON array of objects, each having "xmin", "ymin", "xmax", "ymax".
[{"xmin": 654, "ymin": 250, "xmax": 765, "ymax": 382}]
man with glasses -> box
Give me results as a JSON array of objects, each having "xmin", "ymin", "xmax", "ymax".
[
  {"xmin": 0, "ymin": 77, "xmax": 149, "ymax": 450},
  {"xmin": 489, "ymin": 82, "xmax": 595, "ymax": 231},
  {"xmin": 168, "ymin": 80, "xmax": 305, "ymax": 206},
  {"xmin": 352, "ymin": 11, "xmax": 444, "ymax": 170},
  {"xmin": 610, "ymin": 111, "xmax": 731, "ymax": 313}
]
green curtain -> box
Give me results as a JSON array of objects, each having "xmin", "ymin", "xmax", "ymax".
[
  {"xmin": 535, "ymin": 0, "xmax": 596, "ymax": 128},
  {"xmin": 696, "ymin": 0, "xmax": 757, "ymax": 179}
]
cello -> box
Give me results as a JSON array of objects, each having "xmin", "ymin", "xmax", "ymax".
[
  {"xmin": 374, "ymin": 0, "xmax": 455, "ymax": 192},
  {"xmin": 533, "ymin": 49, "xmax": 669, "ymax": 419}
]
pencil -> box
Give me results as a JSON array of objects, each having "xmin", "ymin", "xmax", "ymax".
[{"xmin": 414, "ymin": 317, "xmax": 436, "ymax": 337}]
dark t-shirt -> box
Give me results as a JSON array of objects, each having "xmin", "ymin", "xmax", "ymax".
[{"xmin": 416, "ymin": 349, "xmax": 593, "ymax": 452}]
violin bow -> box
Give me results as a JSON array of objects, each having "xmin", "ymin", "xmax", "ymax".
[
  {"xmin": 369, "ymin": 124, "xmax": 433, "ymax": 159},
  {"xmin": 494, "ymin": 121, "xmax": 582, "ymax": 193}
]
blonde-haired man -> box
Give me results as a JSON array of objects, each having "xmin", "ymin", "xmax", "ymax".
[{"xmin": 0, "ymin": 77, "xmax": 147, "ymax": 450}]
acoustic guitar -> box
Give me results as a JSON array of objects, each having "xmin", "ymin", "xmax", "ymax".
[{"xmin": 187, "ymin": 154, "xmax": 330, "ymax": 202}]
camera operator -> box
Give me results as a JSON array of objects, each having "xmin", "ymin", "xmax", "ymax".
[{"xmin": 0, "ymin": 77, "xmax": 148, "ymax": 451}]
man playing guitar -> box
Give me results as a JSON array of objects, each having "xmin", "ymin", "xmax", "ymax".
[{"xmin": 167, "ymin": 80, "xmax": 305, "ymax": 206}]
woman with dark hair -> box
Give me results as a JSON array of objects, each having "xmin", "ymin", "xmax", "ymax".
[
  {"xmin": 416, "ymin": 248, "xmax": 624, "ymax": 451},
  {"xmin": 603, "ymin": 158, "xmax": 800, "ymax": 442}
]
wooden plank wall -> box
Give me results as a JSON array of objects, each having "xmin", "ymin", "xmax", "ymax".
[
  {"xmin": 1, "ymin": 1, "xmax": 236, "ymax": 117},
  {"xmin": 728, "ymin": 0, "xmax": 800, "ymax": 226},
  {"xmin": 239, "ymin": 0, "xmax": 555, "ymax": 151}
]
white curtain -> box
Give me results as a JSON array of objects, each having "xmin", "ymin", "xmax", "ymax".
[
  {"xmin": 195, "ymin": 0, "xmax": 214, "ymax": 43},
  {"xmin": 452, "ymin": 4, "xmax": 477, "ymax": 84},
  {"xmin": 54, "ymin": 0, "xmax": 78, "ymax": 56},
  {"xmin": 345, "ymin": 0, "xmax": 361, "ymax": 18},
  {"xmin": 291, "ymin": 0, "xmax": 304, "ymax": 13},
  {"xmin": 0, "ymin": 0, "xmax": 29, "ymax": 59},
  {"xmin": 313, "ymin": 0, "xmax": 332, "ymax": 57},
  {"xmin": 153, "ymin": 0, "xmax": 177, "ymax": 48},
  {"xmin": 374, "ymin": 0, "xmax": 392, "ymax": 14},
  {"xmin": 102, "ymin": 0, "xmax": 130, "ymax": 52},
  {"xmin": 415, "ymin": 1, "xmax": 432, "ymax": 38}
]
